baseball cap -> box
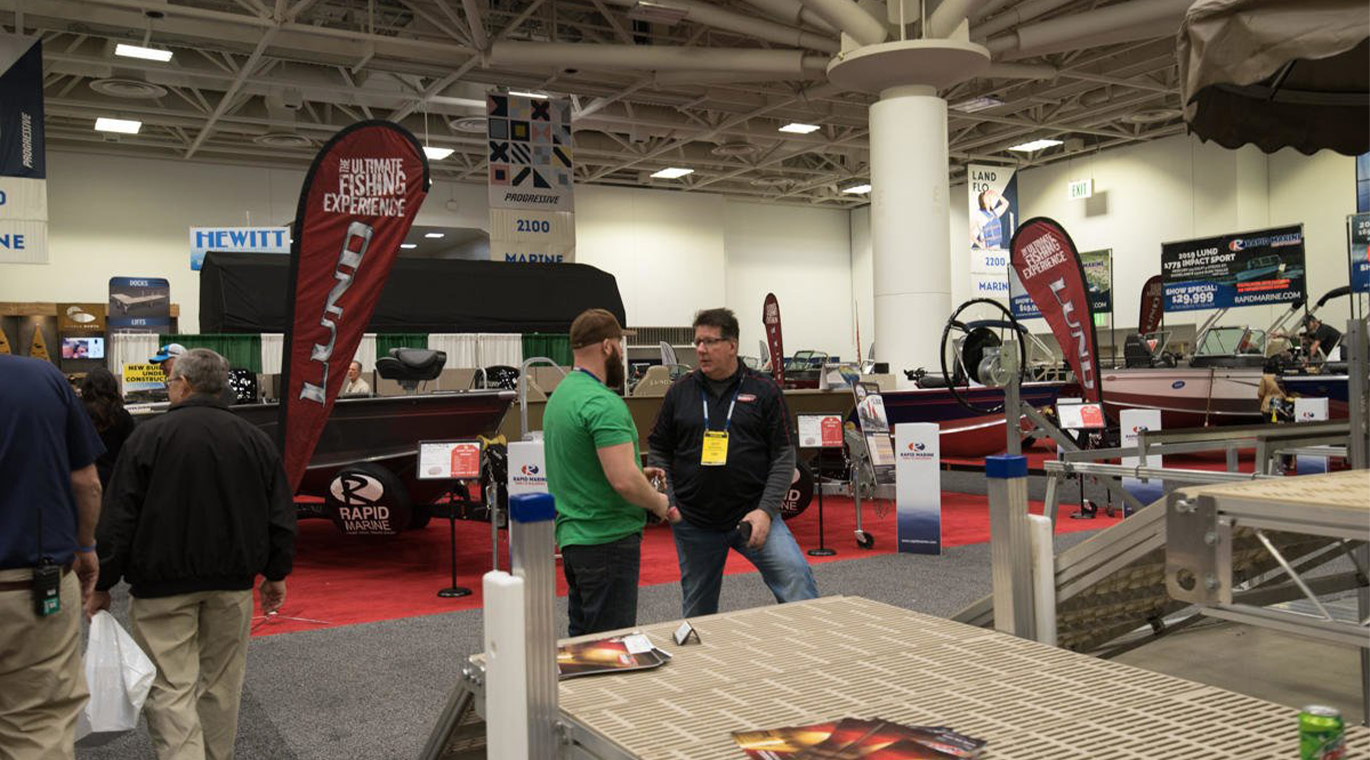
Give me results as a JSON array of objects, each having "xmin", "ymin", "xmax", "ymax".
[
  {"xmin": 150, "ymin": 343, "xmax": 187, "ymax": 363},
  {"xmin": 569, "ymin": 309, "xmax": 635, "ymax": 350}
]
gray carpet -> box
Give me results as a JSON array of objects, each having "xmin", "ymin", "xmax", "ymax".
[{"xmin": 77, "ymin": 530, "xmax": 1097, "ymax": 760}]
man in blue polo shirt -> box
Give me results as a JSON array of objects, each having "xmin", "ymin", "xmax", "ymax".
[{"xmin": 0, "ymin": 354, "xmax": 105, "ymax": 758}]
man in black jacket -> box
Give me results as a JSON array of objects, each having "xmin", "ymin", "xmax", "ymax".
[
  {"xmin": 89, "ymin": 348, "xmax": 296, "ymax": 760},
  {"xmin": 649, "ymin": 308, "xmax": 818, "ymax": 618}
]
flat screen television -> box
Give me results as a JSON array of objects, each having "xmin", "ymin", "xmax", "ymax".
[{"xmin": 61, "ymin": 337, "xmax": 105, "ymax": 360}]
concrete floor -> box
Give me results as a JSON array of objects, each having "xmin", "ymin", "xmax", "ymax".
[{"xmin": 1114, "ymin": 617, "xmax": 1367, "ymax": 724}]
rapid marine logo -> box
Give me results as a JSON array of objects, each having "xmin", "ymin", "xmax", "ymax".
[
  {"xmin": 329, "ymin": 472, "xmax": 394, "ymax": 534},
  {"xmin": 520, "ymin": 464, "xmax": 540, "ymax": 476},
  {"xmin": 1046, "ymin": 276, "xmax": 1095, "ymax": 393},
  {"xmin": 300, "ymin": 221, "xmax": 374, "ymax": 403}
]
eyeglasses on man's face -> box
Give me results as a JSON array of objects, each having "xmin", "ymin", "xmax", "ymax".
[{"xmin": 693, "ymin": 337, "xmax": 732, "ymax": 349}]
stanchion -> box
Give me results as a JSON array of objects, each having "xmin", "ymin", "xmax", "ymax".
[
  {"xmin": 438, "ymin": 484, "xmax": 471, "ymax": 598},
  {"xmin": 808, "ymin": 449, "xmax": 836, "ymax": 557},
  {"xmin": 508, "ymin": 492, "xmax": 558, "ymax": 757}
]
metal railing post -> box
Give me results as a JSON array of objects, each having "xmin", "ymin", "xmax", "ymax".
[
  {"xmin": 987, "ymin": 454, "xmax": 1035, "ymax": 639},
  {"xmin": 508, "ymin": 492, "xmax": 559, "ymax": 756}
]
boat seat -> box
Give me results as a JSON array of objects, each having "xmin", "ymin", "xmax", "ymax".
[{"xmin": 376, "ymin": 348, "xmax": 447, "ymax": 392}]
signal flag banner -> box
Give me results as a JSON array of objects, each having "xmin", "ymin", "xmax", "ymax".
[
  {"xmin": 1010, "ymin": 218, "xmax": 1103, "ymax": 405},
  {"xmin": 279, "ymin": 121, "xmax": 430, "ymax": 490}
]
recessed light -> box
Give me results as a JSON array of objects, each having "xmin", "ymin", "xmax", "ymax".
[
  {"xmin": 95, "ymin": 117, "xmax": 142, "ymax": 134},
  {"xmin": 651, "ymin": 167, "xmax": 693, "ymax": 179},
  {"xmin": 115, "ymin": 43, "xmax": 173, "ymax": 62},
  {"xmin": 779, "ymin": 122, "xmax": 821, "ymax": 134},
  {"xmin": 949, "ymin": 96, "xmax": 1003, "ymax": 113},
  {"xmin": 400, "ymin": 243, "xmax": 418, "ymax": 249},
  {"xmin": 423, "ymin": 146, "xmax": 454, "ymax": 160},
  {"xmin": 1007, "ymin": 138, "xmax": 1063, "ymax": 153},
  {"xmin": 508, "ymin": 90, "xmax": 549, "ymax": 99},
  {"xmin": 841, "ymin": 183, "xmax": 872, "ymax": 195},
  {"xmin": 424, "ymin": 232, "xmax": 445, "ymax": 239}
]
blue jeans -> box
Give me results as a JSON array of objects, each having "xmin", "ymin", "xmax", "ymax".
[
  {"xmin": 561, "ymin": 534, "xmax": 641, "ymax": 637},
  {"xmin": 672, "ymin": 516, "xmax": 818, "ymax": 618}
]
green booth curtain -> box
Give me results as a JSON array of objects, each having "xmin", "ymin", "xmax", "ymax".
[
  {"xmin": 159, "ymin": 334, "xmax": 262, "ymax": 373},
  {"xmin": 375, "ymin": 333, "xmax": 429, "ymax": 360},
  {"xmin": 522, "ymin": 333, "xmax": 571, "ymax": 366}
]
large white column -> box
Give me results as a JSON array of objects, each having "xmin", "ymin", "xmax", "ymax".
[{"xmin": 870, "ymin": 85, "xmax": 951, "ymax": 387}]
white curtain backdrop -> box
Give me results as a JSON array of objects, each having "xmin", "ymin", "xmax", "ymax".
[
  {"xmin": 477, "ymin": 333, "xmax": 523, "ymax": 368},
  {"xmin": 261, "ymin": 332, "xmax": 376, "ymax": 374},
  {"xmin": 107, "ymin": 332, "xmax": 159, "ymax": 375},
  {"xmin": 426, "ymin": 334, "xmax": 479, "ymax": 368}
]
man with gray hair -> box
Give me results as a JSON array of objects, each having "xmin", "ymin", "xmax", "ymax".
[{"xmin": 89, "ymin": 348, "xmax": 296, "ymax": 760}]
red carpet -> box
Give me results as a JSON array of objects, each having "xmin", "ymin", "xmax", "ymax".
[{"xmin": 250, "ymin": 491, "xmax": 1121, "ymax": 637}]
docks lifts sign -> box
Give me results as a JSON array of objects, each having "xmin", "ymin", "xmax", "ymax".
[{"xmin": 1161, "ymin": 225, "xmax": 1306, "ymax": 312}]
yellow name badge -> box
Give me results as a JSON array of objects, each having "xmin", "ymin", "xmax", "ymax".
[{"xmin": 700, "ymin": 430, "xmax": 730, "ymax": 466}]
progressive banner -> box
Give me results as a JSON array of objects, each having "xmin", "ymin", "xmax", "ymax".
[
  {"xmin": 1161, "ymin": 225, "xmax": 1306, "ymax": 312},
  {"xmin": 0, "ymin": 35, "xmax": 46, "ymax": 264}
]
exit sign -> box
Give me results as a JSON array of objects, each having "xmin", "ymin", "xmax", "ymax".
[{"xmin": 1068, "ymin": 179, "xmax": 1093, "ymax": 200}]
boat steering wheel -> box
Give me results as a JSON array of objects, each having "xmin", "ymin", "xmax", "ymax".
[{"xmin": 939, "ymin": 298, "xmax": 1029, "ymax": 415}]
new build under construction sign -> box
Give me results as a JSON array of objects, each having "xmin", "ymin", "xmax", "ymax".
[{"xmin": 487, "ymin": 92, "xmax": 575, "ymax": 263}]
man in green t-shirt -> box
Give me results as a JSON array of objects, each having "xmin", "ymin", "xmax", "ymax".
[{"xmin": 544, "ymin": 309, "xmax": 677, "ymax": 636}]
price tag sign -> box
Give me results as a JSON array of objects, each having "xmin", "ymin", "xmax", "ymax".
[
  {"xmin": 798, "ymin": 414, "xmax": 845, "ymax": 448},
  {"xmin": 417, "ymin": 440, "xmax": 483, "ymax": 480},
  {"xmin": 1057, "ymin": 402, "xmax": 1105, "ymax": 430}
]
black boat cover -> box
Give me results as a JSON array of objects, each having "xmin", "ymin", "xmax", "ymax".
[{"xmin": 200, "ymin": 251, "xmax": 626, "ymax": 334}]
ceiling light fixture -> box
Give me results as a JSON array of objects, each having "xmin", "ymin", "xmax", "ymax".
[
  {"xmin": 115, "ymin": 43, "xmax": 173, "ymax": 62},
  {"xmin": 651, "ymin": 167, "xmax": 694, "ymax": 179},
  {"xmin": 424, "ymin": 232, "xmax": 445, "ymax": 239},
  {"xmin": 841, "ymin": 182, "xmax": 872, "ymax": 195},
  {"xmin": 508, "ymin": 90, "xmax": 549, "ymax": 99},
  {"xmin": 627, "ymin": 0, "xmax": 689, "ymax": 25},
  {"xmin": 949, "ymin": 96, "xmax": 1003, "ymax": 113},
  {"xmin": 423, "ymin": 146, "xmax": 454, "ymax": 160},
  {"xmin": 779, "ymin": 122, "xmax": 821, "ymax": 134},
  {"xmin": 94, "ymin": 117, "xmax": 142, "ymax": 134},
  {"xmin": 400, "ymin": 243, "xmax": 418, "ymax": 249},
  {"xmin": 1007, "ymin": 138, "xmax": 1064, "ymax": 153}
]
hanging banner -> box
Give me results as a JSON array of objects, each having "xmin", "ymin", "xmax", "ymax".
[
  {"xmin": 189, "ymin": 226, "xmax": 291, "ymax": 270},
  {"xmin": 1350, "ymin": 213, "xmax": 1370, "ymax": 294},
  {"xmin": 1138, "ymin": 274, "xmax": 1165, "ymax": 334},
  {"xmin": 1010, "ymin": 218, "xmax": 1103, "ymax": 404},
  {"xmin": 0, "ymin": 36, "xmax": 46, "ymax": 264},
  {"xmin": 279, "ymin": 121, "xmax": 430, "ymax": 490},
  {"xmin": 895, "ymin": 423, "xmax": 941, "ymax": 555},
  {"xmin": 968, "ymin": 164, "xmax": 1018, "ymax": 301},
  {"xmin": 763, "ymin": 292, "xmax": 785, "ymax": 385},
  {"xmin": 108, "ymin": 277, "xmax": 171, "ymax": 331},
  {"xmin": 1161, "ymin": 225, "xmax": 1306, "ymax": 312},
  {"xmin": 487, "ymin": 92, "xmax": 575, "ymax": 264},
  {"xmin": 1010, "ymin": 249, "xmax": 1112, "ymax": 319}
]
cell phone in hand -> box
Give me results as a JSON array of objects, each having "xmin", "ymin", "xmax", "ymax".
[{"xmin": 730, "ymin": 521, "xmax": 752, "ymax": 545}]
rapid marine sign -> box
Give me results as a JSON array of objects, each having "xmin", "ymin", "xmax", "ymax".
[{"xmin": 1161, "ymin": 225, "xmax": 1306, "ymax": 312}]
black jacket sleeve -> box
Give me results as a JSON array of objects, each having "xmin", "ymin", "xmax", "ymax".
[
  {"xmin": 756, "ymin": 381, "xmax": 796, "ymax": 518},
  {"xmin": 95, "ymin": 427, "xmax": 150, "ymax": 591},
  {"xmin": 261, "ymin": 448, "xmax": 297, "ymax": 582}
]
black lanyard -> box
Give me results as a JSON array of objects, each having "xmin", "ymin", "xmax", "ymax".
[{"xmin": 700, "ymin": 378, "xmax": 744, "ymax": 433}]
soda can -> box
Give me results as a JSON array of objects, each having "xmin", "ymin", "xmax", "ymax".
[{"xmin": 1300, "ymin": 705, "xmax": 1345, "ymax": 760}]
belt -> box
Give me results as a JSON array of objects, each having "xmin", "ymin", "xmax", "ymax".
[{"xmin": 0, "ymin": 565, "xmax": 72, "ymax": 593}]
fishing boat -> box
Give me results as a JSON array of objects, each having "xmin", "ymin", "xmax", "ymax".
[{"xmin": 879, "ymin": 381, "xmax": 1068, "ymax": 458}]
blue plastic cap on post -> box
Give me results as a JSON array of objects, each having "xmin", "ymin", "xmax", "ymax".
[
  {"xmin": 509, "ymin": 492, "xmax": 556, "ymax": 523},
  {"xmin": 984, "ymin": 454, "xmax": 1028, "ymax": 479}
]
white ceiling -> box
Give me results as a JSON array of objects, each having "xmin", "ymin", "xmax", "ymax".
[{"xmin": 6, "ymin": 0, "xmax": 1191, "ymax": 207}]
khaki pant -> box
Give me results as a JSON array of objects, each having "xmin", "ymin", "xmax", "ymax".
[
  {"xmin": 130, "ymin": 590, "xmax": 253, "ymax": 760},
  {"xmin": 0, "ymin": 568, "xmax": 87, "ymax": 760}
]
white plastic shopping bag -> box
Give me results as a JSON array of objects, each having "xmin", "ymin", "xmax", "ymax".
[{"xmin": 76, "ymin": 611, "xmax": 156, "ymax": 746}]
